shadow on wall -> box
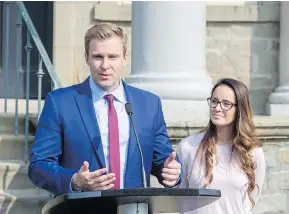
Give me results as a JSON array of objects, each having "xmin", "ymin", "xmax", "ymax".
[
  {"xmin": 0, "ymin": 192, "xmax": 46, "ymax": 214},
  {"xmin": 248, "ymin": 1, "xmax": 280, "ymax": 115},
  {"xmin": 0, "ymin": 163, "xmax": 48, "ymax": 214},
  {"xmin": 0, "ymin": 193, "xmax": 14, "ymax": 214}
]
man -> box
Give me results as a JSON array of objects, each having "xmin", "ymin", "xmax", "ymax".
[{"xmin": 28, "ymin": 22, "xmax": 181, "ymax": 197}]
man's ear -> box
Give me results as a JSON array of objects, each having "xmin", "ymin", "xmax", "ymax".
[
  {"xmin": 123, "ymin": 52, "xmax": 128, "ymax": 66},
  {"xmin": 85, "ymin": 52, "xmax": 88, "ymax": 63}
]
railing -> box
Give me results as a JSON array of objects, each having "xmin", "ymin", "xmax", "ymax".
[{"xmin": 1, "ymin": 1, "xmax": 61, "ymax": 163}]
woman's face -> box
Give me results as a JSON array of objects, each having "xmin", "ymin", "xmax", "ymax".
[{"xmin": 209, "ymin": 85, "xmax": 237, "ymax": 127}]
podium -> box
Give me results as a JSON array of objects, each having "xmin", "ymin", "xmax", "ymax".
[{"xmin": 42, "ymin": 188, "xmax": 221, "ymax": 214}]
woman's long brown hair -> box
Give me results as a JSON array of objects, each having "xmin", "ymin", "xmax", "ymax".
[{"xmin": 195, "ymin": 78, "xmax": 262, "ymax": 209}]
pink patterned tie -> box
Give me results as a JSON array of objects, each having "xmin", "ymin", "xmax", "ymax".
[{"xmin": 105, "ymin": 94, "xmax": 120, "ymax": 189}]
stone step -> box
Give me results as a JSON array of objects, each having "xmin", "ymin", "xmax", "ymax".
[
  {"xmin": 0, "ymin": 113, "xmax": 27, "ymax": 135},
  {"xmin": 0, "ymin": 135, "xmax": 34, "ymax": 161},
  {"xmin": 0, "ymin": 161, "xmax": 35, "ymax": 191},
  {"xmin": 0, "ymin": 188, "xmax": 50, "ymax": 214},
  {"xmin": 0, "ymin": 99, "xmax": 44, "ymax": 114},
  {"xmin": 0, "ymin": 113, "xmax": 38, "ymax": 135}
]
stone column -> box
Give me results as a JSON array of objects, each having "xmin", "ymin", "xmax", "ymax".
[
  {"xmin": 126, "ymin": 1, "xmax": 212, "ymax": 121},
  {"xmin": 267, "ymin": 1, "xmax": 289, "ymax": 116}
]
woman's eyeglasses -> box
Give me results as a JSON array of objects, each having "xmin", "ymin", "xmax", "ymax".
[{"xmin": 207, "ymin": 97, "xmax": 236, "ymax": 111}]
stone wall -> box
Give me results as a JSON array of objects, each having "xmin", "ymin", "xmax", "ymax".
[
  {"xmin": 150, "ymin": 116, "xmax": 289, "ymax": 214},
  {"xmin": 206, "ymin": 20, "xmax": 280, "ymax": 115},
  {"xmin": 53, "ymin": 1, "xmax": 281, "ymax": 116}
]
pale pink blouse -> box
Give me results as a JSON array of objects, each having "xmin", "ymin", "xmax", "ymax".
[{"xmin": 177, "ymin": 132, "xmax": 266, "ymax": 214}]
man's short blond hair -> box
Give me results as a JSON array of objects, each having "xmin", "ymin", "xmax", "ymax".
[{"xmin": 84, "ymin": 22, "xmax": 128, "ymax": 57}]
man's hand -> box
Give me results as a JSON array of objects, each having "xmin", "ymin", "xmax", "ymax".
[
  {"xmin": 162, "ymin": 152, "xmax": 181, "ymax": 187},
  {"xmin": 72, "ymin": 161, "xmax": 116, "ymax": 191}
]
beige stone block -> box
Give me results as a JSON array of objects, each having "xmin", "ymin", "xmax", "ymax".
[
  {"xmin": 207, "ymin": 5, "xmax": 259, "ymax": 22},
  {"xmin": 206, "ymin": 1, "xmax": 246, "ymax": 6},
  {"xmin": 229, "ymin": 24, "xmax": 252, "ymax": 38},
  {"xmin": 120, "ymin": 24, "xmax": 132, "ymax": 48},
  {"xmin": 222, "ymin": 44, "xmax": 250, "ymax": 84},
  {"xmin": 206, "ymin": 48, "xmax": 250, "ymax": 86},
  {"xmin": 253, "ymin": 193, "xmax": 287, "ymax": 214},
  {"xmin": 73, "ymin": 1, "xmax": 97, "ymax": 19},
  {"xmin": 279, "ymin": 148, "xmax": 289, "ymax": 164},
  {"xmin": 207, "ymin": 4, "xmax": 279, "ymax": 22},
  {"xmin": 53, "ymin": 47, "xmax": 74, "ymax": 87},
  {"xmin": 207, "ymin": 24, "xmax": 252, "ymax": 39},
  {"xmin": 269, "ymin": 171, "xmax": 289, "ymax": 190},
  {"xmin": 218, "ymin": 40, "xmax": 251, "ymax": 74},
  {"xmin": 206, "ymin": 24, "xmax": 231, "ymax": 38},
  {"xmin": 93, "ymin": 1, "xmax": 131, "ymax": 22},
  {"xmin": 262, "ymin": 144, "xmax": 280, "ymax": 168},
  {"xmin": 71, "ymin": 47, "xmax": 89, "ymax": 84},
  {"xmin": 206, "ymin": 38, "xmax": 233, "ymax": 52},
  {"xmin": 207, "ymin": 37, "xmax": 251, "ymax": 56},
  {"xmin": 73, "ymin": 19, "xmax": 94, "ymax": 49},
  {"xmin": 53, "ymin": 2, "xmax": 74, "ymax": 47},
  {"xmin": 225, "ymin": 37, "xmax": 251, "ymax": 53},
  {"xmin": 206, "ymin": 38, "xmax": 217, "ymax": 50}
]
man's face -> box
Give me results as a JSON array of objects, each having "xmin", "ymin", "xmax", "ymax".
[{"xmin": 86, "ymin": 36, "xmax": 127, "ymax": 93}]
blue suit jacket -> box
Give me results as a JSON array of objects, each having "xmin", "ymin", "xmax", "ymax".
[{"xmin": 28, "ymin": 78, "xmax": 180, "ymax": 196}]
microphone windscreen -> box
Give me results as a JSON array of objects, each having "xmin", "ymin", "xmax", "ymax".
[{"xmin": 125, "ymin": 103, "xmax": 133, "ymax": 115}]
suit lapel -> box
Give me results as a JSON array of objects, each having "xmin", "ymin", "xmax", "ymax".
[
  {"xmin": 123, "ymin": 81, "xmax": 142, "ymax": 183},
  {"xmin": 74, "ymin": 78, "xmax": 106, "ymax": 169}
]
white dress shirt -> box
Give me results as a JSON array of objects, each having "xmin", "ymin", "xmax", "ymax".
[{"xmin": 89, "ymin": 76, "xmax": 130, "ymax": 189}]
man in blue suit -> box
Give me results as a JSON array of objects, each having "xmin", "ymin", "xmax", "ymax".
[{"xmin": 28, "ymin": 22, "xmax": 181, "ymax": 197}]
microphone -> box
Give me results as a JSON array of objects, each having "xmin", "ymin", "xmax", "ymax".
[{"xmin": 125, "ymin": 102, "xmax": 147, "ymax": 188}]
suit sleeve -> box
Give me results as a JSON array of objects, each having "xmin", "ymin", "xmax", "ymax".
[
  {"xmin": 151, "ymin": 97, "xmax": 182, "ymax": 186},
  {"xmin": 28, "ymin": 92, "xmax": 75, "ymax": 196}
]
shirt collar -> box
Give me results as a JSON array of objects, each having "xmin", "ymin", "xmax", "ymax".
[{"xmin": 89, "ymin": 76, "xmax": 126, "ymax": 104}]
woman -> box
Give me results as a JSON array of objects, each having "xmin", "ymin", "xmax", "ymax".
[{"xmin": 177, "ymin": 78, "xmax": 266, "ymax": 214}]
